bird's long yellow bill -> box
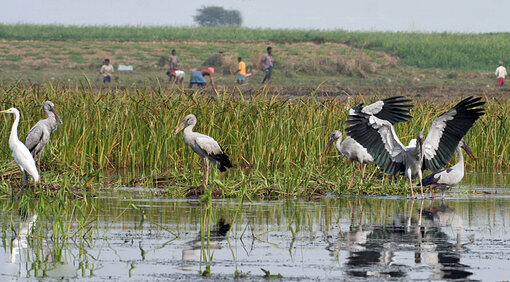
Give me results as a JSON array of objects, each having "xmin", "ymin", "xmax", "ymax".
[{"xmin": 0, "ymin": 110, "xmax": 11, "ymax": 113}]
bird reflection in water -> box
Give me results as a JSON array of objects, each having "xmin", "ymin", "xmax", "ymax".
[
  {"xmin": 180, "ymin": 219, "xmax": 231, "ymax": 271},
  {"xmin": 421, "ymin": 199, "xmax": 474, "ymax": 280},
  {"xmin": 336, "ymin": 199, "xmax": 473, "ymax": 280}
]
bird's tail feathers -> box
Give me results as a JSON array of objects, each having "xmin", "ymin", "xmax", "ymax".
[{"xmin": 211, "ymin": 153, "xmax": 233, "ymax": 172}]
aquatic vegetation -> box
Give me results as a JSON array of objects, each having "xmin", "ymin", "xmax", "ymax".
[{"xmin": 0, "ymin": 82, "xmax": 507, "ymax": 197}]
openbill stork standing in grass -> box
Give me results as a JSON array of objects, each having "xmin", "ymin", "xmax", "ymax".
[
  {"xmin": 346, "ymin": 96, "xmax": 484, "ymax": 198},
  {"xmin": 174, "ymin": 114, "xmax": 232, "ymax": 191}
]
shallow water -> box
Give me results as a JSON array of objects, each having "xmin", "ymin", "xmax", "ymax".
[{"xmin": 0, "ymin": 174, "xmax": 509, "ymax": 281}]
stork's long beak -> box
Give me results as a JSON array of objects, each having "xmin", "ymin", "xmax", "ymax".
[
  {"xmin": 0, "ymin": 109, "xmax": 11, "ymax": 114},
  {"xmin": 324, "ymin": 136, "xmax": 334, "ymax": 156},
  {"xmin": 462, "ymin": 142, "xmax": 477, "ymax": 160},
  {"xmin": 418, "ymin": 137, "xmax": 424, "ymax": 158},
  {"xmin": 52, "ymin": 107, "xmax": 62, "ymax": 124},
  {"xmin": 174, "ymin": 122, "xmax": 185, "ymax": 135}
]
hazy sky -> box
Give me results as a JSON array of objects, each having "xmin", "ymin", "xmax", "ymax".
[{"xmin": 2, "ymin": 0, "xmax": 509, "ymax": 32}]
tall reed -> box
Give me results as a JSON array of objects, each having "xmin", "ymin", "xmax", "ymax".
[{"xmin": 0, "ymin": 82, "xmax": 506, "ymax": 197}]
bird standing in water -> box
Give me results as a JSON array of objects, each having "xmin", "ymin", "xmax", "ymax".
[{"xmin": 421, "ymin": 139, "xmax": 476, "ymax": 198}]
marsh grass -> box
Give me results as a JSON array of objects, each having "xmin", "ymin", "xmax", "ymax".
[{"xmin": 0, "ymin": 82, "xmax": 506, "ymax": 197}]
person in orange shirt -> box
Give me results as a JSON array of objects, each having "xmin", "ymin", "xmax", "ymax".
[{"xmin": 235, "ymin": 57, "xmax": 247, "ymax": 84}]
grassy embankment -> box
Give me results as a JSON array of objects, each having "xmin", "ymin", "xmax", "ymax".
[
  {"xmin": 1, "ymin": 24, "xmax": 510, "ymax": 90},
  {"xmin": 0, "ymin": 82, "xmax": 507, "ymax": 198}
]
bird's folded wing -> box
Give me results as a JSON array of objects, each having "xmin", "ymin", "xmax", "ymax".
[{"xmin": 195, "ymin": 134, "xmax": 223, "ymax": 156}]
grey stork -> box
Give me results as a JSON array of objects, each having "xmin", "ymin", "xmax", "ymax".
[
  {"xmin": 346, "ymin": 96, "xmax": 484, "ymax": 198},
  {"xmin": 325, "ymin": 96, "xmax": 413, "ymax": 189},
  {"xmin": 24, "ymin": 101, "xmax": 62, "ymax": 169},
  {"xmin": 174, "ymin": 114, "xmax": 232, "ymax": 190}
]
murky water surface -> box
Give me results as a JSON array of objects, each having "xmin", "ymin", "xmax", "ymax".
[{"xmin": 1, "ymin": 173, "xmax": 509, "ymax": 280}]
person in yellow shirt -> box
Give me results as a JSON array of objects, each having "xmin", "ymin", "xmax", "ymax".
[{"xmin": 235, "ymin": 57, "xmax": 247, "ymax": 84}]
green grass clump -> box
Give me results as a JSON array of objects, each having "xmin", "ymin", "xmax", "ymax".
[{"xmin": 0, "ymin": 82, "xmax": 506, "ymax": 197}]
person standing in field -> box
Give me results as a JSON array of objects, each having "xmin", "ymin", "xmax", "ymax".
[
  {"xmin": 261, "ymin": 46, "xmax": 274, "ymax": 84},
  {"xmin": 100, "ymin": 58, "xmax": 114, "ymax": 83},
  {"xmin": 495, "ymin": 60, "xmax": 507, "ymax": 86},
  {"xmin": 167, "ymin": 49, "xmax": 180, "ymax": 83},
  {"xmin": 235, "ymin": 57, "xmax": 247, "ymax": 84},
  {"xmin": 189, "ymin": 67, "xmax": 215, "ymax": 89}
]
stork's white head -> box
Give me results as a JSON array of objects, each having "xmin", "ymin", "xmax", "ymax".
[
  {"xmin": 174, "ymin": 114, "xmax": 197, "ymax": 135},
  {"xmin": 44, "ymin": 101, "xmax": 62, "ymax": 124}
]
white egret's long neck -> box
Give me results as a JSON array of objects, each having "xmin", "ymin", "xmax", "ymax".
[{"xmin": 9, "ymin": 112, "xmax": 20, "ymax": 146}]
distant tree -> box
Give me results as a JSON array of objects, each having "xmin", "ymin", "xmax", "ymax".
[{"xmin": 193, "ymin": 6, "xmax": 242, "ymax": 27}]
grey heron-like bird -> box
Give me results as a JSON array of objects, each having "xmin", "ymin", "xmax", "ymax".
[
  {"xmin": 24, "ymin": 101, "xmax": 62, "ymax": 169},
  {"xmin": 346, "ymin": 96, "xmax": 484, "ymax": 198},
  {"xmin": 0, "ymin": 108, "xmax": 40, "ymax": 183},
  {"xmin": 421, "ymin": 139, "xmax": 476, "ymax": 198},
  {"xmin": 174, "ymin": 114, "xmax": 232, "ymax": 189},
  {"xmin": 325, "ymin": 96, "xmax": 413, "ymax": 189}
]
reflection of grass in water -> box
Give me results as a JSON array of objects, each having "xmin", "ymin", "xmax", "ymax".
[{"xmin": 0, "ymin": 190, "xmax": 98, "ymax": 277}]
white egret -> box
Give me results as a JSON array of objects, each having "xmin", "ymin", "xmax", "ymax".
[{"xmin": 1, "ymin": 108, "xmax": 40, "ymax": 183}]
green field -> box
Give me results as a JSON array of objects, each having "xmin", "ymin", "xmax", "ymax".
[
  {"xmin": 1, "ymin": 24, "xmax": 510, "ymax": 92},
  {"xmin": 2, "ymin": 24, "xmax": 510, "ymax": 70}
]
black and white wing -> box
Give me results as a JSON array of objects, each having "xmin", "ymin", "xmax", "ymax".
[
  {"xmin": 422, "ymin": 96, "xmax": 485, "ymax": 172},
  {"xmin": 350, "ymin": 96, "xmax": 413, "ymax": 125},
  {"xmin": 195, "ymin": 134, "xmax": 233, "ymax": 172},
  {"xmin": 346, "ymin": 113, "xmax": 407, "ymax": 175}
]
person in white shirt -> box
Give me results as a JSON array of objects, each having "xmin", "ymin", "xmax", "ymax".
[
  {"xmin": 100, "ymin": 58, "xmax": 114, "ymax": 83},
  {"xmin": 495, "ymin": 60, "xmax": 507, "ymax": 86}
]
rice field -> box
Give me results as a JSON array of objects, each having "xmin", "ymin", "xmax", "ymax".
[{"xmin": 0, "ymin": 82, "xmax": 507, "ymax": 198}]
